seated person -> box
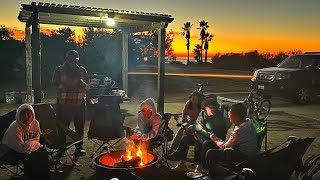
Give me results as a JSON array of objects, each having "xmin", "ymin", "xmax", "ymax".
[
  {"xmin": 169, "ymin": 91, "xmax": 203, "ymax": 154},
  {"xmin": 170, "ymin": 98, "xmax": 228, "ymax": 172},
  {"xmin": 206, "ymin": 103, "xmax": 258, "ymax": 179},
  {"xmin": 1, "ymin": 104, "xmax": 51, "ymax": 180},
  {"xmin": 130, "ymin": 98, "xmax": 162, "ymax": 150}
]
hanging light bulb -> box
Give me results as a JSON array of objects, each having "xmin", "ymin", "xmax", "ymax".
[
  {"xmin": 106, "ymin": 18, "xmax": 115, "ymax": 26},
  {"xmin": 106, "ymin": 12, "xmax": 115, "ymax": 27}
]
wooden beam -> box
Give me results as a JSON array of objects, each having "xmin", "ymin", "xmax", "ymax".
[
  {"xmin": 21, "ymin": 4, "xmax": 174, "ymax": 23},
  {"xmin": 31, "ymin": 13, "xmax": 42, "ymax": 103},
  {"xmin": 122, "ymin": 32, "xmax": 129, "ymax": 94},
  {"xmin": 25, "ymin": 27, "xmax": 33, "ymax": 103},
  {"xmin": 157, "ymin": 28, "xmax": 165, "ymax": 114}
]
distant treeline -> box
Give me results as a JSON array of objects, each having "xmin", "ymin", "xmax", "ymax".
[
  {"xmin": 0, "ymin": 25, "xmax": 303, "ymax": 84},
  {"xmin": 209, "ymin": 50, "xmax": 303, "ymax": 71},
  {"xmin": 0, "ymin": 25, "xmax": 174, "ymax": 87}
]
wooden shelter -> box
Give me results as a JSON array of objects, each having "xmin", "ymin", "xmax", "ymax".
[{"xmin": 18, "ymin": 2, "xmax": 174, "ymax": 113}]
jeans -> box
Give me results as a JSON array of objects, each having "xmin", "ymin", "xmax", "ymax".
[
  {"xmin": 206, "ymin": 148, "xmax": 247, "ymax": 179},
  {"xmin": 201, "ymin": 140, "xmax": 219, "ymax": 168},
  {"xmin": 169, "ymin": 121, "xmax": 193, "ymax": 152},
  {"xmin": 56, "ymin": 103, "xmax": 86, "ymax": 151},
  {"xmin": 174, "ymin": 132, "xmax": 199, "ymax": 162}
]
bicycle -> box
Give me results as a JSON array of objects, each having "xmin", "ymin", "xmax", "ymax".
[
  {"xmin": 195, "ymin": 81, "xmax": 208, "ymax": 95},
  {"xmin": 195, "ymin": 81, "xmax": 219, "ymax": 100},
  {"xmin": 244, "ymin": 84, "xmax": 272, "ymax": 121}
]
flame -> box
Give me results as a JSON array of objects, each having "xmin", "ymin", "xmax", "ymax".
[
  {"xmin": 125, "ymin": 141, "xmax": 146, "ymax": 166},
  {"xmin": 136, "ymin": 143, "xmax": 144, "ymax": 166},
  {"xmin": 125, "ymin": 146, "xmax": 133, "ymax": 161}
]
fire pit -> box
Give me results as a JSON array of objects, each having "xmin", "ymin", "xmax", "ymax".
[{"xmin": 93, "ymin": 144, "xmax": 161, "ymax": 179}]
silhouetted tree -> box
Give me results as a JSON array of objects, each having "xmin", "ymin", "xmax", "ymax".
[
  {"xmin": 204, "ymin": 32, "xmax": 214, "ymax": 63},
  {"xmin": 193, "ymin": 44, "xmax": 202, "ymax": 62},
  {"xmin": 182, "ymin": 22, "xmax": 193, "ymax": 65},
  {"xmin": 0, "ymin": 25, "xmax": 14, "ymax": 40},
  {"xmin": 41, "ymin": 27, "xmax": 77, "ymax": 87},
  {"xmin": 165, "ymin": 30, "xmax": 175, "ymax": 57},
  {"xmin": 198, "ymin": 21, "xmax": 209, "ymax": 62},
  {"xmin": 134, "ymin": 30, "xmax": 175, "ymax": 64},
  {"xmin": 0, "ymin": 25, "xmax": 24, "ymax": 80}
]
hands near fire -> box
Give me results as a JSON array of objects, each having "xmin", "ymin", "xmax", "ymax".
[{"xmin": 130, "ymin": 131, "xmax": 148, "ymax": 141}]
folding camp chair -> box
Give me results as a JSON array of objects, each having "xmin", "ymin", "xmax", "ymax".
[
  {"xmin": 297, "ymin": 152, "xmax": 320, "ymax": 180},
  {"xmin": 150, "ymin": 113, "xmax": 173, "ymax": 167},
  {"xmin": 237, "ymin": 137, "xmax": 315, "ymax": 180},
  {"xmin": 87, "ymin": 96, "xmax": 125, "ymax": 165},
  {"xmin": 0, "ymin": 109, "xmax": 24, "ymax": 177},
  {"xmin": 31, "ymin": 103, "xmax": 83, "ymax": 172},
  {"xmin": 251, "ymin": 118, "xmax": 268, "ymax": 151}
]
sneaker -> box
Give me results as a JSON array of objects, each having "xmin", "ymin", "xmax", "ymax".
[
  {"xmin": 171, "ymin": 161, "xmax": 187, "ymax": 172},
  {"xmin": 74, "ymin": 149, "xmax": 87, "ymax": 157},
  {"xmin": 186, "ymin": 171, "xmax": 207, "ymax": 179}
]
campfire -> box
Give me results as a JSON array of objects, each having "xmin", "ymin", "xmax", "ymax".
[{"xmin": 96, "ymin": 141, "xmax": 158, "ymax": 169}]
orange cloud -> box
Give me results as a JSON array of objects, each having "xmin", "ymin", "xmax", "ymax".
[{"xmin": 11, "ymin": 27, "xmax": 54, "ymax": 40}]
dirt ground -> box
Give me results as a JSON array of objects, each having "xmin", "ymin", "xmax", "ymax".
[{"xmin": 1, "ymin": 70, "xmax": 320, "ymax": 180}]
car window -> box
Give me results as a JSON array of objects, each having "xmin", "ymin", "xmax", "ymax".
[
  {"xmin": 278, "ymin": 55, "xmax": 320, "ymax": 69},
  {"xmin": 278, "ymin": 56, "xmax": 301, "ymax": 68},
  {"xmin": 300, "ymin": 59, "xmax": 320, "ymax": 70}
]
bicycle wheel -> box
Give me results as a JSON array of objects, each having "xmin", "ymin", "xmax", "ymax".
[{"xmin": 256, "ymin": 99, "xmax": 271, "ymax": 121}]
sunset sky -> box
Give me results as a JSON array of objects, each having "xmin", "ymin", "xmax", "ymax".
[{"xmin": 1, "ymin": 0, "xmax": 320, "ymax": 57}]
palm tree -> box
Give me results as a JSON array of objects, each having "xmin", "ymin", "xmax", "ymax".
[
  {"xmin": 198, "ymin": 21, "xmax": 209, "ymax": 62},
  {"xmin": 193, "ymin": 44, "xmax": 202, "ymax": 63},
  {"xmin": 182, "ymin": 22, "xmax": 193, "ymax": 65},
  {"xmin": 204, "ymin": 33, "xmax": 214, "ymax": 63}
]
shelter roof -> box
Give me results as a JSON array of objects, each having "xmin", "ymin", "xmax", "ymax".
[{"xmin": 18, "ymin": 2, "xmax": 174, "ymax": 31}]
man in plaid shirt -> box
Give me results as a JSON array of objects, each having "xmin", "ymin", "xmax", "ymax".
[{"xmin": 52, "ymin": 50, "xmax": 89, "ymax": 156}]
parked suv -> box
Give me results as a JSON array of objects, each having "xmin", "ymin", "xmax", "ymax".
[{"xmin": 251, "ymin": 53, "xmax": 320, "ymax": 104}]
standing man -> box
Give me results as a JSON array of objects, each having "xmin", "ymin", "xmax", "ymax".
[{"xmin": 52, "ymin": 50, "xmax": 89, "ymax": 156}]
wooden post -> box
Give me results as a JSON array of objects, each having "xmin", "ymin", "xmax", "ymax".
[
  {"xmin": 122, "ymin": 32, "xmax": 129, "ymax": 94},
  {"xmin": 25, "ymin": 27, "xmax": 33, "ymax": 103},
  {"xmin": 31, "ymin": 11, "xmax": 42, "ymax": 103},
  {"xmin": 157, "ymin": 28, "xmax": 165, "ymax": 114}
]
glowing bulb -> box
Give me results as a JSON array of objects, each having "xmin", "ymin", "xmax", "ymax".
[{"xmin": 106, "ymin": 18, "xmax": 115, "ymax": 26}]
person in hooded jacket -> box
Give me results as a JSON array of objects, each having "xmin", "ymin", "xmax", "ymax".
[
  {"xmin": 130, "ymin": 98, "xmax": 163, "ymax": 150},
  {"xmin": 2, "ymin": 104, "xmax": 51, "ymax": 180}
]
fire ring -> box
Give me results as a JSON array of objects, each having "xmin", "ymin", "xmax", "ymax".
[{"xmin": 93, "ymin": 150, "xmax": 160, "ymax": 170}]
